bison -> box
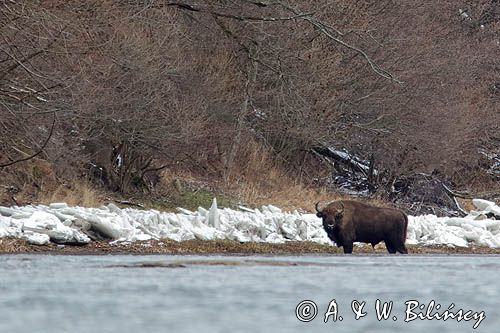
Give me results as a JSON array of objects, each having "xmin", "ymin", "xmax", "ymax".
[{"xmin": 315, "ymin": 200, "xmax": 408, "ymax": 254}]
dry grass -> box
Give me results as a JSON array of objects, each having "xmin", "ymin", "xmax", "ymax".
[
  {"xmin": 39, "ymin": 181, "xmax": 103, "ymax": 207},
  {"xmin": 1, "ymin": 161, "xmax": 103, "ymax": 207},
  {"xmin": 156, "ymin": 141, "xmax": 373, "ymax": 212},
  {"xmin": 235, "ymin": 179, "xmax": 335, "ymax": 212},
  {"xmin": 221, "ymin": 141, "xmax": 350, "ymax": 211},
  {"xmin": 229, "ymin": 160, "xmax": 326, "ymax": 210},
  {"xmin": 1, "ymin": 159, "xmax": 58, "ymax": 205},
  {"xmin": 457, "ymin": 198, "xmax": 475, "ymax": 212}
]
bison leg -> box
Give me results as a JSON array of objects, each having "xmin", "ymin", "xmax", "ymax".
[
  {"xmin": 396, "ymin": 244, "xmax": 408, "ymax": 254},
  {"xmin": 385, "ymin": 241, "xmax": 397, "ymax": 254},
  {"xmin": 386, "ymin": 240, "xmax": 408, "ymax": 254},
  {"xmin": 342, "ymin": 242, "xmax": 354, "ymax": 254}
]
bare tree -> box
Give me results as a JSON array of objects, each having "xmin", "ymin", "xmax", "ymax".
[{"xmin": 1, "ymin": 0, "xmax": 498, "ymax": 200}]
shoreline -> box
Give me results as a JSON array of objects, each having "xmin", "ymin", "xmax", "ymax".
[{"xmin": 2, "ymin": 238, "xmax": 500, "ymax": 255}]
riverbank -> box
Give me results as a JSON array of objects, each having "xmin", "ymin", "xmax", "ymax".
[{"xmin": 2, "ymin": 238, "xmax": 500, "ymax": 255}]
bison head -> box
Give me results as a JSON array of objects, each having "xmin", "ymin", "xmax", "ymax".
[{"xmin": 315, "ymin": 201, "xmax": 344, "ymax": 229}]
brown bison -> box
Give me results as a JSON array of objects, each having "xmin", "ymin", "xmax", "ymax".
[{"xmin": 315, "ymin": 200, "xmax": 408, "ymax": 254}]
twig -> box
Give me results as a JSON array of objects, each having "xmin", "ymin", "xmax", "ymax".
[{"xmin": 0, "ymin": 112, "xmax": 56, "ymax": 168}]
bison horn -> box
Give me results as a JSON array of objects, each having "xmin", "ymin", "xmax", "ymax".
[
  {"xmin": 315, "ymin": 201, "xmax": 322, "ymax": 213},
  {"xmin": 315, "ymin": 201, "xmax": 324, "ymax": 218},
  {"xmin": 338, "ymin": 201, "xmax": 345, "ymax": 214}
]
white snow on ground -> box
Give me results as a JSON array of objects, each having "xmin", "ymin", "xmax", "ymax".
[{"xmin": 0, "ymin": 199, "xmax": 500, "ymax": 248}]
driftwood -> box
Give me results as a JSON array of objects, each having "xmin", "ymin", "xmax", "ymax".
[
  {"xmin": 106, "ymin": 198, "xmax": 145, "ymax": 209},
  {"xmin": 311, "ymin": 146, "xmax": 379, "ymax": 193},
  {"xmin": 402, "ymin": 173, "xmax": 469, "ymax": 217},
  {"xmin": 312, "ymin": 146, "xmax": 497, "ymax": 216},
  {"xmin": 312, "ymin": 146, "xmax": 374, "ymax": 176},
  {"xmin": 440, "ymin": 183, "xmax": 469, "ymax": 216}
]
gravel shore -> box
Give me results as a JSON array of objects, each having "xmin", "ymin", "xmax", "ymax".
[{"xmin": 2, "ymin": 238, "xmax": 500, "ymax": 255}]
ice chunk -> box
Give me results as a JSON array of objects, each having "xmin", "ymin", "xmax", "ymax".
[
  {"xmin": 177, "ymin": 207, "xmax": 194, "ymax": 215},
  {"xmin": 265, "ymin": 233, "xmax": 285, "ymax": 243},
  {"xmin": 49, "ymin": 202, "xmax": 68, "ymax": 209},
  {"xmin": 85, "ymin": 215, "xmax": 125, "ymax": 239},
  {"xmin": 207, "ymin": 198, "xmax": 220, "ymax": 229},
  {"xmin": 2, "ymin": 197, "xmax": 500, "ymax": 248},
  {"xmin": 473, "ymin": 199, "xmax": 495, "ymax": 211},
  {"xmin": 0, "ymin": 207, "xmax": 16, "ymax": 217},
  {"xmin": 22, "ymin": 232, "xmax": 50, "ymax": 245},
  {"xmin": 21, "ymin": 211, "xmax": 90, "ymax": 244},
  {"xmin": 263, "ymin": 205, "xmax": 282, "ymax": 214},
  {"xmin": 107, "ymin": 203, "xmax": 122, "ymax": 214},
  {"xmin": 238, "ymin": 206, "xmax": 255, "ymax": 213},
  {"xmin": 488, "ymin": 205, "xmax": 500, "ymax": 218},
  {"xmin": 129, "ymin": 233, "xmax": 152, "ymax": 242},
  {"xmin": 0, "ymin": 216, "xmax": 12, "ymax": 237},
  {"xmin": 22, "ymin": 211, "xmax": 61, "ymax": 231}
]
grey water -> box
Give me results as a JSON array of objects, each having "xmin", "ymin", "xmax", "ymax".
[{"xmin": 0, "ymin": 254, "xmax": 498, "ymax": 333}]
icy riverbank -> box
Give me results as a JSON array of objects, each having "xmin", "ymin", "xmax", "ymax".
[{"xmin": 1, "ymin": 199, "xmax": 499, "ymax": 248}]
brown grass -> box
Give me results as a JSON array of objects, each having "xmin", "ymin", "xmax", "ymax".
[
  {"xmin": 222, "ymin": 141, "xmax": 341, "ymax": 211},
  {"xmin": 236, "ymin": 180, "xmax": 336, "ymax": 212},
  {"xmin": 457, "ymin": 198, "xmax": 475, "ymax": 212},
  {"xmin": 223, "ymin": 141, "xmax": 396, "ymax": 212},
  {"xmin": 39, "ymin": 181, "xmax": 103, "ymax": 207},
  {"xmin": 156, "ymin": 141, "xmax": 388, "ymax": 213},
  {"xmin": 1, "ymin": 159, "xmax": 59, "ymax": 205}
]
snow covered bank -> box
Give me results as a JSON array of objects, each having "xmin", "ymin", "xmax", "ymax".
[{"xmin": 1, "ymin": 199, "xmax": 499, "ymax": 248}]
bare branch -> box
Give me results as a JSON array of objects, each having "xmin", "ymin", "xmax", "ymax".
[
  {"xmin": 167, "ymin": 2, "xmax": 312, "ymax": 21},
  {"xmin": 0, "ymin": 112, "xmax": 56, "ymax": 168},
  {"xmin": 165, "ymin": 1, "xmax": 402, "ymax": 83},
  {"xmin": 272, "ymin": 1, "xmax": 403, "ymax": 84}
]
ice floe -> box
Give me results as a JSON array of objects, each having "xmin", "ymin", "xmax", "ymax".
[{"xmin": 0, "ymin": 198, "xmax": 499, "ymax": 248}]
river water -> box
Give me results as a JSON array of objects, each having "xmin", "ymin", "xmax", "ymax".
[{"xmin": 0, "ymin": 254, "xmax": 498, "ymax": 333}]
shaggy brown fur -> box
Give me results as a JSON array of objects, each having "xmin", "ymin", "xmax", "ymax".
[{"xmin": 316, "ymin": 200, "xmax": 408, "ymax": 254}]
